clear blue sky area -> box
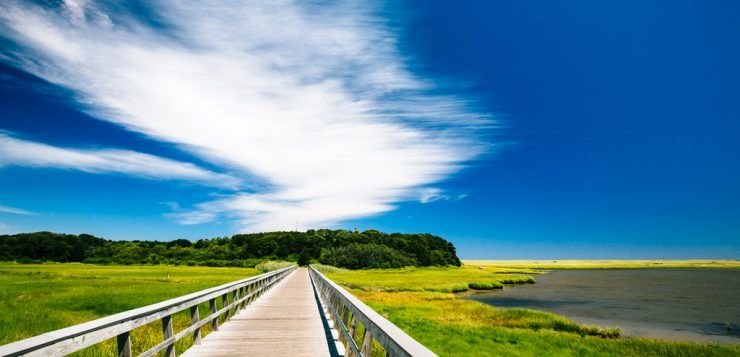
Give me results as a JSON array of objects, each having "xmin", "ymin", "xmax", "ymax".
[{"xmin": 1, "ymin": 1, "xmax": 738, "ymax": 258}]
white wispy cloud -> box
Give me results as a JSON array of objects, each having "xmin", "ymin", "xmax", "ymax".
[
  {"xmin": 0, "ymin": 133, "xmax": 241, "ymax": 189},
  {"xmin": 0, "ymin": 203, "xmax": 34, "ymax": 215},
  {"xmin": 0, "ymin": 0, "xmax": 490, "ymax": 231}
]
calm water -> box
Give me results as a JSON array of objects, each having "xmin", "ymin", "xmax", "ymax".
[{"xmin": 469, "ymin": 269, "xmax": 740, "ymax": 344}]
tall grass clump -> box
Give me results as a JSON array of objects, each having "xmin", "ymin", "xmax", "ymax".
[
  {"xmin": 311, "ymin": 264, "xmax": 348, "ymax": 273},
  {"xmin": 468, "ymin": 281, "xmax": 504, "ymax": 290},
  {"xmin": 254, "ymin": 260, "xmax": 294, "ymax": 273},
  {"xmin": 499, "ymin": 276, "xmax": 536, "ymax": 284}
]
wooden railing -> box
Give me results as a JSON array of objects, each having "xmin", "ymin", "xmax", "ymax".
[
  {"xmin": 308, "ymin": 266, "xmax": 436, "ymax": 357},
  {"xmin": 0, "ymin": 265, "xmax": 295, "ymax": 357}
]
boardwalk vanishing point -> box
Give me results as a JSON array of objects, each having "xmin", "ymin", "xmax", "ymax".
[
  {"xmin": 183, "ymin": 268, "xmax": 333, "ymax": 356},
  {"xmin": 0, "ymin": 266, "xmax": 436, "ymax": 357}
]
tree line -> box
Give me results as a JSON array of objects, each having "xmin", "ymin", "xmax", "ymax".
[{"xmin": 0, "ymin": 229, "xmax": 461, "ymax": 269}]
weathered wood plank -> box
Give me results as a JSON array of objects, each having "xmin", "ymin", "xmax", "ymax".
[{"xmin": 182, "ymin": 268, "xmax": 332, "ymax": 357}]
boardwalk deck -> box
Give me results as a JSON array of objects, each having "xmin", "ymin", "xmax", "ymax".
[{"xmin": 182, "ymin": 268, "xmax": 334, "ymax": 357}]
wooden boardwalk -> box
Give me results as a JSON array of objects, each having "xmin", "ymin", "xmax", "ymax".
[
  {"xmin": 0, "ymin": 265, "xmax": 436, "ymax": 357},
  {"xmin": 182, "ymin": 268, "xmax": 335, "ymax": 357}
]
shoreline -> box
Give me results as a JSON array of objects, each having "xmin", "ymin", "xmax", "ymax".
[{"xmin": 468, "ymin": 268, "xmax": 740, "ymax": 345}]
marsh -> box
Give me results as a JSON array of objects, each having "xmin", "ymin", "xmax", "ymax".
[{"xmin": 469, "ymin": 268, "xmax": 740, "ymax": 344}]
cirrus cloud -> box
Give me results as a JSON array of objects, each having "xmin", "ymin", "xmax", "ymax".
[
  {"xmin": 0, "ymin": 133, "xmax": 241, "ymax": 189},
  {"xmin": 0, "ymin": 0, "xmax": 490, "ymax": 232}
]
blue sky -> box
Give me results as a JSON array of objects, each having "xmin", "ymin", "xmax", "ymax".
[{"xmin": 1, "ymin": 0, "xmax": 738, "ymax": 258}]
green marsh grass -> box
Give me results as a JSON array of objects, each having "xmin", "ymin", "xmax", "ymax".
[
  {"xmin": 468, "ymin": 281, "xmax": 503, "ymax": 290},
  {"xmin": 0, "ymin": 263, "xmax": 261, "ymax": 355},
  {"xmin": 320, "ymin": 265, "xmax": 740, "ymax": 356},
  {"xmin": 320, "ymin": 265, "xmax": 536, "ymax": 293}
]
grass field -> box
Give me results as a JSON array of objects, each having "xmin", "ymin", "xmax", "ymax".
[
  {"xmin": 320, "ymin": 265, "xmax": 740, "ymax": 356},
  {"xmin": 463, "ymin": 259, "xmax": 740, "ymax": 269},
  {"xmin": 0, "ymin": 263, "xmax": 260, "ymax": 355},
  {"xmin": 313, "ymin": 264, "xmax": 537, "ymax": 293},
  {"xmin": 2, "ymin": 262, "xmax": 738, "ymax": 356}
]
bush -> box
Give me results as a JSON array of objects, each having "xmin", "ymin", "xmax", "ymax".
[
  {"xmin": 297, "ymin": 251, "xmax": 310, "ymax": 266},
  {"xmin": 319, "ymin": 243, "xmax": 416, "ymax": 269}
]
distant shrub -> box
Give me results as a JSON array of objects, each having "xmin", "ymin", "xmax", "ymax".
[
  {"xmin": 240, "ymin": 259, "xmax": 264, "ymax": 268},
  {"xmin": 204, "ymin": 259, "xmax": 225, "ymax": 267},
  {"xmin": 319, "ymin": 243, "xmax": 416, "ymax": 269},
  {"xmin": 15, "ymin": 258, "xmax": 43, "ymax": 264},
  {"xmin": 297, "ymin": 251, "xmax": 311, "ymax": 266}
]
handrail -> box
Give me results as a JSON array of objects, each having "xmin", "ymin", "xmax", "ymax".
[
  {"xmin": 0, "ymin": 265, "xmax": 296, "ymax": 357},
  {"xmin": 308, "ymin": 266, "xmax": 436, "ymax": 357}
]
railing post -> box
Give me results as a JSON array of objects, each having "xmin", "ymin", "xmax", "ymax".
[
  {"xmin": 117, "ymin": 331, "xmax": 132, "ymax": 357},
  {"xmin": 232, "ymin": 289, "xmax": 240, "ymax": 315},
  {"xmin": 162, "ymin": 315, "xmax": 175, "ymax": 357},
  {"xmin": 190, "ymin": 305, "xmax": 202, "ymax": 345},
  {"xmin": 209, "ymin": 298, "xmax": 219, "ymax": 331}
]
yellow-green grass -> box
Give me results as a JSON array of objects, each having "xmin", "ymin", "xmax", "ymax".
[
  {"xmin": 463, "ymin": 259, "xmax": 740, "ymax": 269},
  {"xmin": 322, "ymin": 266, "xmax": 740, "ymax": 356},
  {"xmin": 0, "ymin": 263, "xmax": 260, "ymax": 355},
  {"xmin": 322, "ymin": 265, "xmax": 536, "ymax": 293}
]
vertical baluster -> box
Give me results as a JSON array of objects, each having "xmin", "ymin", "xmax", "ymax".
[
  {"xmin": 222, "ymin": 293, "xmax": 231, "ymax": 321},
  {"xmin": 190, "ymin": 305, "xmax": 202, "ymax": 345},
  {"xmin": 116, "ymin": 331, "xmax": 131, "ymax": 357},
  {"xmin": 245, "ymin": 283, "xmax": 253, "ymax": 306},
  {"xmin": 360, "ymin": 329, "xmax": 373, "ymax": 357},
  {"xmin": 209, "ymin": 298, "xmax": 219, "ymax": 331},
  {"xmin": 338, "ymin": 304, "xmax": 349, "ymax": 346},
  {"xmin": 162, "ymin": 315, "xmax": 175, "ymax": 357},
  {"xmin": 347, "ymin": 315, "xmax": 358, "ymax": 357},
  {"xmin": 232, "ymin": 288, "xmax": 240, "ymax": 315},
  {"xmin": 348, "ymin": 315, "xmax": 358, "ymax": 343}
]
